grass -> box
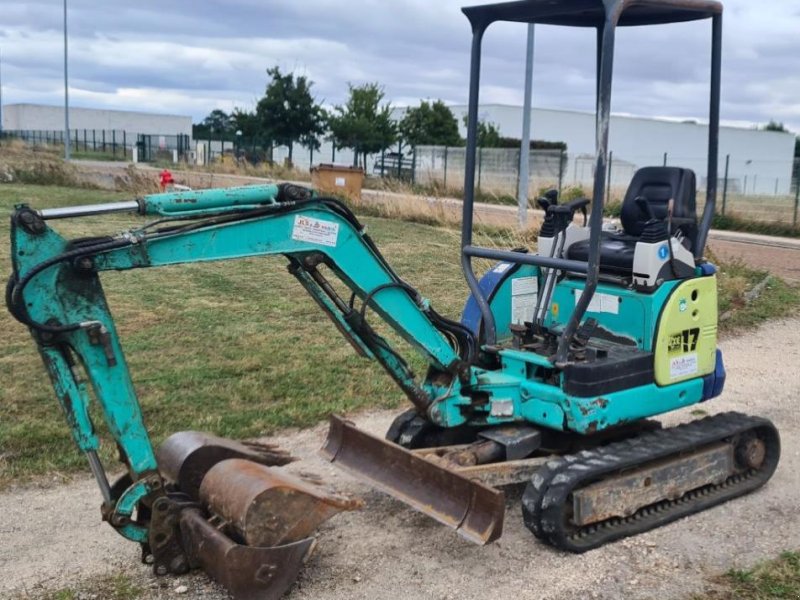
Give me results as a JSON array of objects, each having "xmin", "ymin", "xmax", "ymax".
[
  {"xmin": 695, "ymin": 551, "xmax": 800, "ymax": 599},
  {"xmin": 0, "ymin": 183, "xmax": 797, "ymax": 486},
  {"xmin": 713, "ymin": 212, "xmax": 800, "ymax": 239}
]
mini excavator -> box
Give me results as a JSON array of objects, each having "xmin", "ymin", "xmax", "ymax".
[{"xmin": 6, "ymin": 1, "xmax": 781, "ymax": 599}]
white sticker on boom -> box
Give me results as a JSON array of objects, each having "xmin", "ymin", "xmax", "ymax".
[
  {"xmin": 670, "ymin": 353, "xmax": 698, "ymax": 378},
  {"xmin": 493, "ymin": 263, "xmax": 512, "ymax": 274},
  {"xmin": 511, "ymin": 276, "xmax": 538, "ymax": 325},
  {"xmin": 292, "ymin": 215, "xmax": 340, "ymax": 247},
  {"xmin": 334, "ymin": 177, "xmax": 346, "ymax": 187},
  {"xmin": 574, "ymin": 290, "xmax": 620, "ymax": 315}
]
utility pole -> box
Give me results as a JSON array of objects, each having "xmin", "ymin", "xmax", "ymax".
[
  {"xmin": 63, "ymin": 0, "xmax": 70, "ymax": 160},
  {"xmin": 517, "ymin": 24, "xmax": 535, "ymax": 229},
  {"xmin": 0, "ymin": 47, "xmax": 4, "ymax": 137}
]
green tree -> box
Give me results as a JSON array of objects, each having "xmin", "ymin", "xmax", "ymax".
[
  {"xmin": 763, "ymin": 120, "xmax": 787, "ymax": 132},
  {"xmin": 399, "ymin": 100, "xmax": 462, "ymax": 147},
  {"xmin": 231, "ymin": 108, "xmax": 259, "ymax": 139},
  {"xmin": 462, "ymin": 115, "xmax": 502, "ymax": 147},
  {"xmin": 256, "ymin": 66, "xmax": 326, "ymax": 163},
  {"xmin": 328, "ymin": 83, "xmax": 396, "ymax": 168},
  {"xmin": 194, "ymin": 109, "xmax": 233, "ymax": 138}
]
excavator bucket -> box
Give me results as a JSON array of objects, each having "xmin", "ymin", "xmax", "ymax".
[
  {"xmin": 157, "ymin": 433, "xmax": 361, "ymax": 600},
  {"xmin": 321, "ymin": 414, "xmax": 505, "ymax": 544}
]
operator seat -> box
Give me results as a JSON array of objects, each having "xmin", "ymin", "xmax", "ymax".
[{"xmin": 567, "ymin": 166, "xmax": 697, "ymax": 277}]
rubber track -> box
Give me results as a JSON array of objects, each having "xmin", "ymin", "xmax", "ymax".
[{"xmin": 521, "ymin": 412, "xmax": 780, "ymax": 553}]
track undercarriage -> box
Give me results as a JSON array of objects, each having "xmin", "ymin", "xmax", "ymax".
[{"xmin": 323, "ymin": 411, "xmax": 780, "ymax": 553}]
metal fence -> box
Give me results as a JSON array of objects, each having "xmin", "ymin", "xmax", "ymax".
[
  {"xmin": 1, "ymin": 129, "xmax": 192, "ymax": 162},
  {"xmin": 412, "ymin": 145, "xmax": 800, "ymax": 227}
]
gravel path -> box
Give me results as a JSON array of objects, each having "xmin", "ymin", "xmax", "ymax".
[{"xmin": 2, "ymin": 315, "xmax": 799, "ymax": 600}]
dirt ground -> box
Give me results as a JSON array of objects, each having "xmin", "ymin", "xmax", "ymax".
[
  {"xmin": 708, "ymin": 237, "xmax": 800, "ymax": 283},
  {"xmin": 2, "ymin": 314, "xmax": 799, "ymax": 600}
]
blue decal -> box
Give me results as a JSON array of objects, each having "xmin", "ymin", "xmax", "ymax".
[{"xmin": 658, "ymin": 244, "xmax": 669, "ymax": 260}]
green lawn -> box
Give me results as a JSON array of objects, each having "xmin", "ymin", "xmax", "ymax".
[
  {"xmin": 0, "ymin": 183, "xmax": 797, "ymax": 486},
  {"xmin": 0, "ymin": 184, "xmax": 470, "ymax": 484}
]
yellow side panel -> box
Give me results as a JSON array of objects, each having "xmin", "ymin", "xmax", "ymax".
[{"xmin": 654, "ymin": 276, "xmax": 718, "ymax": 386}]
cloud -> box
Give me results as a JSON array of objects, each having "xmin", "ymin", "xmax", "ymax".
[{"xmin": 0, "ymin": 0, "xmax": 798, "ymax": 132}]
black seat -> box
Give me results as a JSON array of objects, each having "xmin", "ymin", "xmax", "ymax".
[{"xmin": 567, "ymin": 166, "xmax": 697, "ymax": 276}]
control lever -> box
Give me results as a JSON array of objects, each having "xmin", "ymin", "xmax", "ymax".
[{"xmin": 537, "ymin": 188, "xmax": 559, "ymax": 212}]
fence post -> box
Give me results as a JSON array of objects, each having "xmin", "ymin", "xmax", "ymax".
[
  {"xmin": 397, "ymin": 140, "xmax": 402, "ymax": 179},
  {"xmin": 331, "ymin": 143, "xmax": 335, "ymax": 162},
  {"xmin": 478, "ymin": 146, "xmax": 483, "ymax": 191},
  {"xmin": 443, "ymin": 146, "xmax": 448, "ymax": 189},
  {"xmin": 123, "ymin": 131, "xmax": 126, "ymax": 159},
  {"xmin": 92, "ymin": 129, "xmax": 96, "ymax": 151},
  {"xmin": 112, "ymin": 130, "xmax": 116, "ymax": 158},
  {"xmin": 309, "ymin": 145, "xmax": 314, "ymax": 168},
  {"xmin": 83, "ymin": 129, "xmax": 87, "ymax": 151},
  {"xmin": 411, "ymin": 146, "xmax": 417, "ymax": 185},
  {"xmin": 558, "ymin": 148, "xmax": 565, "ymax": 197},
  {"xmin": 607, "ymin": 150, "xmax": 613, "ymax": 204},
  {"xmin": 721, "ymin": 154, "xmax": 730, "ymax": 216},
  {"xmin": 794, "ymin": 169, "xmax": 799, "ymax": 228},
  {"xmin": 663, "ymin": 152, "xmax": 668, "ymax": 167},
  {"xmin": 102, "ymin": 129, "xmax": 106, "ymax": 153},
  {"xmin": 380, "ymin": 148, "xmax": 385, "ymax": 177}
]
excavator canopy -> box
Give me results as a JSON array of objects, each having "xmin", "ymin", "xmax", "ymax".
[{"xmin": 462, "ymin": 0, "xmax": 722, "ymax": 28}]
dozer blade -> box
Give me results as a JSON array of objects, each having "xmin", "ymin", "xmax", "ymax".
[
  {"xmin": 180, "ymin": 507, "xmax": 314, "ymax": 600},
  {"xmin": 158, "ymin": 430, "xmax": 295, "ymax": 498},
  {"xmin": 200, "ymin": 458, "xmax": 363, "ymax": 546},
  {"xmin": 321, "ymin": 414, "xmax": 505, "ymax": 545}
]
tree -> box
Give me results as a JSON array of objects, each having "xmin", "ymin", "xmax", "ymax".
[
  {"xmin": 763, "ymin": 120, "xmax": 788, "ymax": 132},
  {"xmin": 462, "ymin": 115, "xmax": 502, "ymax": 147},
  {"xmin": 328, "ymin": 83, "xmax": 397, "ymax": 168},
  {"xmin": 399, "ymin": 100, "xmax": 462, "ymax": 147},
  {"xmin": 194, "ymin": 109, "xmax": 233, "ymax": 138},
  {"xmin": 231, "ymin": 108, "xmax": 259, "ymax": 139},
  {"xmin": 256, "ymin": 66, "xmax": 326, "ymax": 163}
]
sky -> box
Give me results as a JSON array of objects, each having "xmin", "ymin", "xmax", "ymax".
[{"xmin": 1, "ymin": 0, "xmax": 798, "ymax": 133}]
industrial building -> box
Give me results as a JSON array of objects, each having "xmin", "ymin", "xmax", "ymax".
[
  {"xmin": 2, "ymin": 103, "xmax": 192, "ymax": 137},
  {"xmin": 445, "ymin": 104, "xmax": 797, "ymax": 195}
]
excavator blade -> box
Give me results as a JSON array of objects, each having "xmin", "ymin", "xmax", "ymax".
[
  {"xmin": 157, "ymin": 434, "xmax": 362, "ymax": 600},
  {"xmin": 321, "ymin": 414, "xmax": 505, "ymax": 545}
]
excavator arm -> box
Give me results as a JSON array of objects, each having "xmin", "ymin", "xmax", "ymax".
[{"xmin": 6, "ymin": 183, "xmax": 482, "ymax": 596}]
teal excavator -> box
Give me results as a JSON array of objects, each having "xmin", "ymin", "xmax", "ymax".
[{"xmin": 6, "ymin": 1, "xmax": 780, "ymax": 599}]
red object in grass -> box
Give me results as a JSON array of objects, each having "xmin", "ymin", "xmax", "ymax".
[{"xmin": 159, "ymin": 169, "xmax": 175, "ymax": 190}]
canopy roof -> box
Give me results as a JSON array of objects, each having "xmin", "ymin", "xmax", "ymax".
[{"xmin": 462, "ymin": 0, "xmax": 722, "ymax": 28}]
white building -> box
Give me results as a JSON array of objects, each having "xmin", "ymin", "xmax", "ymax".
[
  {"xmin": 2, "ymin": 103, "xmax": 192, "ymax": 138},
  {"xmin": 445, "ymin": 104, "xmax": 796, "ymax": 195}
]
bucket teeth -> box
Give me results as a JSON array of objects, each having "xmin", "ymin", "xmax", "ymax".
[
  {"xmin": 157, "ymin": 431, "xmax": 295, "ymax": 499},
  {"xmin": 199, "ymin": 458, "xmax": 363, "ymax": 547}
]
